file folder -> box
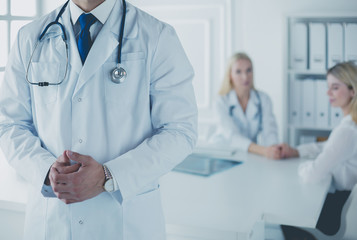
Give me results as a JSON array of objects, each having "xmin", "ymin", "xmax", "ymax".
[
  {"xmin": 330, "ymin": 107, "xmax": 343, "ymax": 127},
  {"xmin": 327, "ymin": 23, "xmax": 343, "ymax": 68},
  {"xmin": 315, "ymin": 79, "xmax": 329, "ymax": 127},
  {"xmin": 345, "ymin": 23, "xmax": 357, "ymax": 64},
  {"xmin": 289, "ymin": 78, "xmax": 302, "ymax": 125},
  {"xmin": 291, "ymin": 23, "xmax": 308, "ymax": 70},
  {"xmin": 302, "ymin": 78, "xmax": 315, "ymax": 127},
  {"xmin": 309, "ymin": 23, "xmax": 326, "ymax": 70}
]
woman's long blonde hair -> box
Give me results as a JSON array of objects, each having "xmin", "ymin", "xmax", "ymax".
[
  {"xmin": 327, "ymin": 61, "xmax": 357, "ymax": 124},
  {"xmin": 218, "ymin": 52, "xmax": 255, "ymax": 96}
]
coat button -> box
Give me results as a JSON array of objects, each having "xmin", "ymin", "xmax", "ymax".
[
  {"xmin": 79, "ymin": 220, "xmax": 83, "ymax": 224},
  {"xmin": 78, "ymin": 98, "xmax": 82, "ymax": 102},
  {"xmin": 79, "ymin": 139, "xmax": 83, "ymax": 143}
]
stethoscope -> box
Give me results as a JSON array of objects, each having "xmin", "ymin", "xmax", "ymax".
[
  {"xmin": 229, "ymin": 90, "xmax": 263, "ymax": 135},
  {"xmin": 26, "ymin": 0, "xmax": 127, "ymax": 87}
]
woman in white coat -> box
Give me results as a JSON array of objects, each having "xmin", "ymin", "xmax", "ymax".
[
  {"xmin": 280, "ymin": 61, "xmax": 357, "ymax": 236},
  {"xmin": 0, "ymin": 0, "xmax": 197, "ymax": 239},
  {"xmin": 210, "ymin": 53, "xmax": 281, "ymax": 159}
]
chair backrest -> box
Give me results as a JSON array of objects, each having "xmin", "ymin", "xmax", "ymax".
[{"xmin": 340, "ymin": 183, "xmax": 357, "ymax": 240}]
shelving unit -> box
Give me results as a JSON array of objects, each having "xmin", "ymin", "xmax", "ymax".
[{"xmin": 286, "ymin": 15, "xmax": 357, "ymax": 146}]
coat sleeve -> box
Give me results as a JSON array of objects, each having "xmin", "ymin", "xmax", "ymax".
[
  {"xmin": 105, "ymin": 24, "xmax": 198, "ymax": 202},
  {"xmin": 0, "ymin": 27, "xmax": 57, "ymax": 196}
]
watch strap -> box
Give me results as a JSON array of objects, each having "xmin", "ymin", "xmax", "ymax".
[{"xmin": 103, "ymin": 165, "xmax": 113, "ymax": 181}]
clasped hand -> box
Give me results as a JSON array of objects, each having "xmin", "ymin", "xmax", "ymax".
[
  {"xmin": 265, "ymin": 144, "xmax": 300, "ymax": 160},
  {"xmin": 49, "ymin": 150, "xmax": 105, "ymax": 204}
]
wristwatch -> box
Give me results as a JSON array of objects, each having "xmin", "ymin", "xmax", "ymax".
[{"xmin": 103, "ymin": 165, "xmax": 114, "ymax": 192}]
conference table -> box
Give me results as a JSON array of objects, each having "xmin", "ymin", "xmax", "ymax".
[
  {"xmin": 161, "ymin": 149, "xmax": 331, "ymax": 240},
  {"xmin": 0, "ymin": 149, "xmax": 331, "ymax": 240}
]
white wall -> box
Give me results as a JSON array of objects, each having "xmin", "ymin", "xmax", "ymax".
[{"xmin": 43, "ymin": 0, "xmax": 357, "ymax": 142}]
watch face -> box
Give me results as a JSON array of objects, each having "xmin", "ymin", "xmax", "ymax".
[{"xmin": 104, "ymin": 179, "xmax": 114, "ymax": 192}]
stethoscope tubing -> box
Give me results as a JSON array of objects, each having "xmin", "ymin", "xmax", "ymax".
[
  {"xmin": 118, "ymin": 0, "xmax": 126, "ymax": 65},
  {"xmin": 229, "ymin": 90, "xmax": 263, "ymax": 134},
  {"xmin": 26, "ymin": 0, "xmax": 126, "ymax": 86},
  {"xmin": 39, "ymin": 0, "xmax": 69, "ymax": 42}
]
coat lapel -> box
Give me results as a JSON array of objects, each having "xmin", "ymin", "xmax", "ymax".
[
  {"xmin": 73, "ymin": 0, "xmax": 138, "ymax": 95},
  {"xmin": 60, "ymin": 6, "xmax": 82, "ymax": 76},
  {"xmin": 246, "ymin": 90, "xmax": 260, "ymax": 121},
  {"xmin": 228, "ymin": 90, "xmax": 249, "ymax": 131}
]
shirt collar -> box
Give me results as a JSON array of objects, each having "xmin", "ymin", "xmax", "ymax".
[
  {"xmin": 227, "ymin": 89, "xmax": 259, "ymax": 107},
  {"xmin": 70, "ymin": 0, "xmax": 116, "ymax": 25},
  {"xmin": 341, "ymin": 114, "xmax": 352, "ymax": 123}
]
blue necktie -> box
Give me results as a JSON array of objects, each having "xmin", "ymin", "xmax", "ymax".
[{"xmin": 77, "ymin": 13, "xmax": 97, "ymax": 64}]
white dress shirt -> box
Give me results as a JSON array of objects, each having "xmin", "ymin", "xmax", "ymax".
[
  {"xmin": 70, "ymin": 0, "xmax": 116, "ymax": 42},
  {"xmin": 209, "ymin": 89, "xmax": 279, "ymax": 151},
  {"xmin": 298, "ymin": 114, "xmax": 357, "ymax": 191}
]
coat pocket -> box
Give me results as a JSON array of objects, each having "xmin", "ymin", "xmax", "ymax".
[
  {"xmin": 123, "ymin": 187, "xmax": 166, "ymax": 240},
  {"xmin": 103, "ymin": 52, "xmax": 146, "ymax": 104},
  {"xmin": 29, "ymin": 62, "xmax": 60, "ymax": 104}
]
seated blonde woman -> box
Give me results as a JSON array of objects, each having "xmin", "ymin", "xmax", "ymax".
[
  {"xmin": 280, "ymin": 61, "xmax": 357, "ymax": 236},
  {"xmin": 210, "ymin": 53, "xmax": 281, "ymax": 159}
]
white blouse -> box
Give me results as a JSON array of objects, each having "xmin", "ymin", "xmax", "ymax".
[
  {"xmin": 298, "ymin": 115, "xmax": 357, "ymax": 191},
  {"xmin": 209, "ymin": 89, "xmax": 279, "ymax": 151}
]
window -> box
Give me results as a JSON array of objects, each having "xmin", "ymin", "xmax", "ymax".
[
  {"xmin": 0, "ymin": 0, "xmax": 42, "ymax": 83},
  {"xmin": 0, "ymin": 0, "xmax": 42, "ymax": 168}
]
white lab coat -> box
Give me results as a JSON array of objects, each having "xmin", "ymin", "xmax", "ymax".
[
  {"xmin": 210, "ymin": 89, "xmax": 278, "ymax": 151},
  {"xmin": 0, "ymin": 1, "xmax": 197, "ymax": 240}
]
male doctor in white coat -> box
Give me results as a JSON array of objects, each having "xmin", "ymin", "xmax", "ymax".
[{"xmin": 0, "ymin": 0, "xmax": 197, "ymax": 239}]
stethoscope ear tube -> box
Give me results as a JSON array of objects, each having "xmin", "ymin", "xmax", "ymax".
[
  {"xmin": 26, "ymin": 39, "xmax": 69, "ymax": 86},
  {"xmin": 26, "ymin": 0, "xmax": 70, "ymax": 86},
  {"xmin": 39, "ymin": 0, "xmax": 69, "ymax": 41},
  {"xmin": 39, "ymin": 22, "xmax": 68, "ymax": 42}
]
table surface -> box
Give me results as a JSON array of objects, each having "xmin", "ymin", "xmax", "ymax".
[{"xmin": 159, "ymin": 150, "xmax": 331, "ymax": 234}]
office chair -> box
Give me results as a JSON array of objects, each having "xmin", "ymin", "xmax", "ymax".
[{"xmin": 301, "ymin": 183, "xmax": 357, "ymax": 240}]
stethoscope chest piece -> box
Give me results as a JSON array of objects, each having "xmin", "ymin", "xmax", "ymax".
[{"xmin": 111, "ymin": 65, "xmax": 127, "ymax": 84}]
